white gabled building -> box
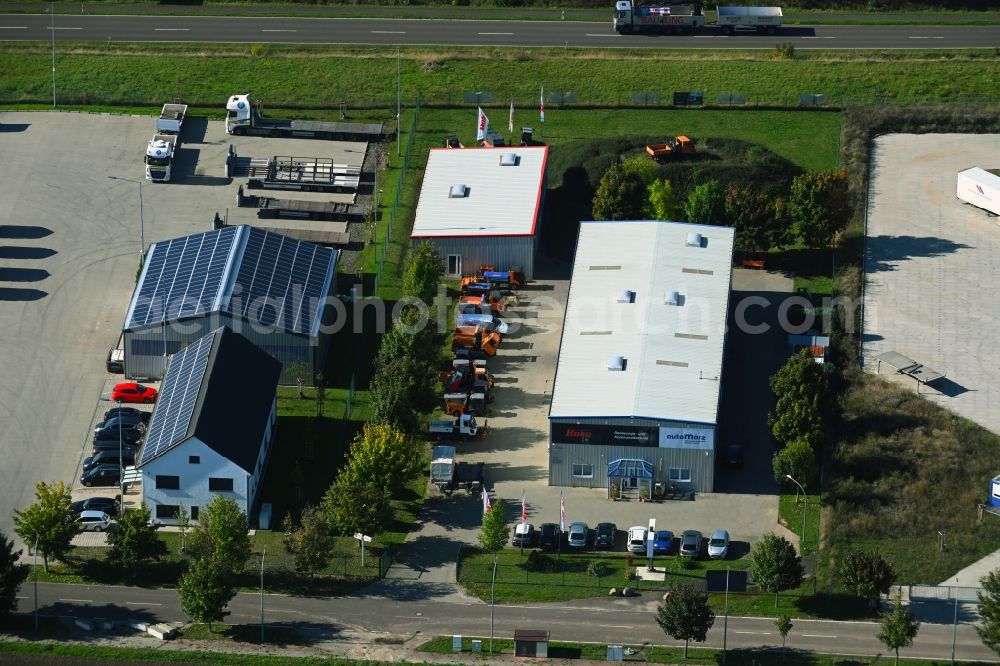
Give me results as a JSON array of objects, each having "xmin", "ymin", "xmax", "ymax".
[
  {"xmin": 138, "ymin": 326, "xmax": 282, "ymax": 524},
  {"xmin": 548, "ymin": 220, "xmax": 735, "ymax": 493},
  {"xmin": 410, "ymin": 146, "xmax": 548, "ymax": 280}
]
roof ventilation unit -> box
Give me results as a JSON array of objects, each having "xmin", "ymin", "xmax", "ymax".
[
  {"xmin": 499, "ymin": 152, "xmax": 519, "ymax": 166},
  {"xmin": 686, "ymin": 232, "xmax": 704, "ymax": 247},
  {"xmin": 616, "ymin": 289, "xmax": 634, "ymax": 304},
  {"xmin": 607, "ymin": 356, "xmax": 626, "ymax": 371},
  {"xmin": 665, "ymin": 290, "xmax": 681, "ymax": 306},
  {"xmin": 449, "ymin": 184, "xmax": 469, "ymax": 198}
]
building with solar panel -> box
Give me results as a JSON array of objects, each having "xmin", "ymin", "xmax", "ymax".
[
  {"xmin": 122, "ymin": 225, "xmax": 338, "ymax": 385},
  {"xmin": 411, "ymin": 146, "xmax": 548, "ymax": 280},
  {"xmin": 138, "ymin": 326, "xmax": 281, "ymax": 524}
]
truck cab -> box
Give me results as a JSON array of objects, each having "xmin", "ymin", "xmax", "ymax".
[
  {"xmin": 226, "ymin": 93, "xmax": 254, "ymax": 134},
  {"xmin": 614, "ymin": 0, "xmax": 634, "ymax": 32},
  {"xmin": 145, "ymin": 136, "xmax": 175, "ymax": 182}
]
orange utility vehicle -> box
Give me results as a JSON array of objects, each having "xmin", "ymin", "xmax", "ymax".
[{"xmin": 646, "ymin": 136, "xmax": 695, "ymax": 162}]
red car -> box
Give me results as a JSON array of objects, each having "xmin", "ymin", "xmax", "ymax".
[{"xmin": 111, "ymin": 382, "xmax": 158, "ymax": 404}]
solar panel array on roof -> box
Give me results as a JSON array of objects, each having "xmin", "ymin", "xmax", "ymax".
[
  {"xmin": 137, "ymin": 331, "xmax": 215, "ymax": 466},
  {"xmin": 229, "ymin": 228, "xmax": 331, "ymax": 334},
  {"xmin": 127, "ymin": 227, "xmax": 239, "ymax": 330},
  {"xmin": 124, "ymin": 226, "xmax": 336, "ymax": 337}
]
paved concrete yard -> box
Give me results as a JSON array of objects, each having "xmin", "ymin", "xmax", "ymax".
[
  {"xmin": 863, "ymin": 133, "xmax": 1000, "ymax": 434},
  {"xmin": 0, "ymin": 111, "xmax": 365, "ymax": 547},
  {"xmin": 376, "ymin": 264, "xmax": 781, "ymax": 598}
]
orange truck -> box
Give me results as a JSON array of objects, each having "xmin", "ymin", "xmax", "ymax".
[
  {"xmin": 646, "ymin": 136, "xmax": 695, "ymax": 162},
  {"xmin": 452, "ymin": 326, "xmax": 500, "ymax": 357},
  {"xmin": 459, "ymin": 293, "xmax": 505, "ymax": 315}
]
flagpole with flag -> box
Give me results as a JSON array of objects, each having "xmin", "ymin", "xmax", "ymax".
[
  {"xmin": 558, "ymin": 491, "xmax": 565, "ymax": 559},
  {"xmin": 482, "ymin": 488, "xmax": 492, "ymax": 514},
  {"xmin": 520, "ymin": 491, "xmax": 528, "ymax": 554},
  {"xmin": 508, "ymin": 97, "xmax": 514, "ymax": 135},
  {"xmin": 539, "ymin": 86, "xmax": 544, "ymax": 138},
  {"xmin": 476, "ymin": 106, "xmax": 489, "ymax": 143}
]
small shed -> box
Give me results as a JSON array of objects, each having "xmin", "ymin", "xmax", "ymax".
[
  {"xmin": 990, "ymin": 475, "xmax": 1000, "ymax": 509},
  {"xmin": 513, "ymin": 629, "xmax": 550, "ymax": 658}
]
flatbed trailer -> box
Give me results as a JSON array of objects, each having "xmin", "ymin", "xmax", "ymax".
[
  {"xmin": 225, "ymin": 93, "xmax": 385, "ymax": 141},
  {"xmin": 247, "ymin": 156, "xmax": 362, "ymax": 194}
]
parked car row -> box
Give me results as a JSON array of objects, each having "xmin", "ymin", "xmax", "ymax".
[
  {"xmin": 515, "ymin": 522, "xmax": 731, "ymax": 560},
  {"xmin": 80, "ymin": 400, "xmax": 153, "ymax": 487},
  {"xmin": 69, "ymin": 497, "xmax": 120, "ymax": 532}
]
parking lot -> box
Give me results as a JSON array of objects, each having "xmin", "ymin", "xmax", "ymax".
[
  {"xmin": 381, "ymin": 261, "xmax": 785, "ymax": 593},
  {"xmin": 0, "ymin": 111, "xmax": 370, "ymax": 547},
  {"xmin": 862, "ymin": 133, "xmax": 1000, "ymax": 434}
]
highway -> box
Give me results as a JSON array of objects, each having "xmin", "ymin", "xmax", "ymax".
[
  {"xmin": 15, "ymin": 580, "xmax": 1000, "ymax": 662},
  {"xmin": 0, "ymin": 14, "xmax": 997, "ymax": 49}
]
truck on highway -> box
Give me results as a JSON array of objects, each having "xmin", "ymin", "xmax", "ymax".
[
  {"xmin": 613, "ymin": 1, "xmax": 782, "ymax": 35},
  {"xmin": 613, "ymin": 0, "xmax": 706, "ymax": 34},
  {"xmin": 145, "ymin": 103, "xmax": 187, "ymax": 182},
  {"xmin": 225, "ymin": 93, "xmax": 385, "ymax": 141},
  {"xmin": 716, "ymin": 6, "xmax": 783, "ymax": 34},
  {"xmin": 247, "ymin": 156, "xmax": 361, "ymax": 193}
]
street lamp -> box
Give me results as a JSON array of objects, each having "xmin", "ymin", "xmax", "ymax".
[
  {"xmin": 33, "ymin": 534, "xmax": 39, "ymax": 631},
  {"xmin": 107, "ymin": 176, "xmax": 145, "ymax": 263},
  {"xmin": 786, "ymin": 474, "xmax": 807, "ymax": 552},
  {"xmin": 258, "ymin": 547, "xmax": 266, "ymax": 644}
]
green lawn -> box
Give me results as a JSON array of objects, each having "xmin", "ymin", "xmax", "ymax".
[
  {"xmin": 1, "ymin": 44, "xmax": 997, "ymax": 109},
  {"xmin": 779, "ymin": 493, "xmax": 822, "ymax": 556}
]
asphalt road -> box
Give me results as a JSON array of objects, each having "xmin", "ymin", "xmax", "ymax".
[
  {"xmin": 16, "ymin": 581, "xmax": 999, "ymax": 661},
  {"xmin": 0, "ymin": 14, "xmax": 997, "ymax": 49}
]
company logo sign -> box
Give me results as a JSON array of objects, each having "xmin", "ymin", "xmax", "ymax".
[{"xmin": 659, "ymin": 426, "xmax": 714, "ymax": 451}]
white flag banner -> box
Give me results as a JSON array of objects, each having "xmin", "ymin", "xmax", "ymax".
[
  {"xmin": 540, "ymin": 86, "xmax": 545, "ymax": 124},
  {"xmin": 508, "ymin": 99, "xmax": 514, "ymax": 134},
  {"xmin": 477, "ymin": 106, "xmax": 489, "ymax": 141}
]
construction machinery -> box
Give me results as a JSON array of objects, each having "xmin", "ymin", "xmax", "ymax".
[
  {"xmin": 440, "ymin": 359, "xmax": 495, "ymax": 394},
  {"xmin": 459, "ymin": 292, "xmax": 505, "ymax": 315},
  {"xmin": 443, "ymin": 392, "xmax": 490, "ymax": 417},
  {"xmin": 461, "ymin": 266, "xmax": 525, "ymax": 293},
  {"xmin": 452, "ymin": 326, "xmax": 501, "ymax": 358},
  {"xmin": 646, "ymin": 136, "xmax": 695, "ymax": 162}
]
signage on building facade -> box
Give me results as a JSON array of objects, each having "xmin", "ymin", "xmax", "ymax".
[{"xmin": 552, "ymin": 423, "xmax": 715, "ymax": 450}]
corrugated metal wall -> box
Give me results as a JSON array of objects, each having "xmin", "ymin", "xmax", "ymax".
[
  {"xmin": 417, "ymin": 236, "xmax": 536, "ymax": 280},
  {"xmin": 124, "ymin": 314, "xmax": 318, "ymax": 385},
  {"xmin": 548, "ymin": 442, "xmax": 715, "ymax": 492}
]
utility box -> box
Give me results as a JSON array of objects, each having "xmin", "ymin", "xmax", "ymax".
[
  {"xmin": 514, "ymin": 629, "xmax": 550, "ymax": 658},
  {"xmin": 989, "ymin": 475, "xmax": 1000, "ymax": 508}
]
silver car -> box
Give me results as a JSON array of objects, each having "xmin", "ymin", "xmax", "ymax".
[
  {"xmin": 567, "ymin": 522, "xmax": 589, "ymax": 549},
  {"xmin": 679, "ymin": 530, "xmax": 702, "ymax": 558},
  {"xmin": 76, "ymin": 510, "xmax": 112, "ymax": 532},
  {"xmin": 707, "ymin": 529, "xmax": 730, "ymax": 559}
]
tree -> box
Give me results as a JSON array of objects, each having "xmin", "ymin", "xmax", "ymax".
[
  {"xmin": 402, "ymin": 241, "xmax": 445, "ymax": 305},
  {"xmin": 0, "ymin": 530, "xmax": 29, "ymax": 617},
  {"xmin": 347, "ymin": 423, "xmax": 422, "ymax": 496},
  {"xmin": 725, "ymin": 184, "xmax": 786, "ymax": 254},
  {"xmin": 878, "ymin": 596, "xmax": 920, "ymax": 666},
  {"xmin": 106, "ymin": 505, "xmax": 167, "ymax": 578},
  {"xmin": 322, "ymin": 464, "xmax": 393, "ymax": 536},
  {"xmin": 770, "ymin": 349, "xmax": 831, "ymax": 406},
  {"xmin": 768, "ymin": 348, "xmax": 832, "ymax": 448},
  {"xmin": 592, "ymin": 157, "xmax": 656, "ymax": 220},
  {"xmin": 645, "ymin": 178, "xmax": 682, "ymax": 220},
  {"xmin": 178, "ymin": 557, "xmax": 234, "ymax": 632},
  {"xmin": 748, "ymin": 534, "xmax": 803, "ymax": 606},
  {"xmin": 290, "ymin": 505, "xmax": 332, "ymax": 578},
  {"xmin": 772, "ymin": 438, "xmax": 818, "ymax": 487},
  {"xmin": 789, "ymin": 169, "xmax": 851, "ymax": 249},
  {"xmin": 175, "ymin": 507, "xmax": 191, "ymax": 554},
  {"xmin": 838, "ymin": 547, "xmax": 897, "ymax": 609},
  {"xmin": 479, "ymin": 503, "xmax": 509, "ymax": 554},
  {"xmin": 775, "ymin": 614, "xmax": 793, "ymax": 653},
  {"xmin": 655, "ymin": 583, "xmax": 716, "ymax": 658},
  {"xmin": 370, "ymin": 354, "xmax": 438, "ymax": 434},
  {"xmin": 684, "ymin": 180, "xmax": 727, "ymax": 227},
  {"xmin": 977, "ymin": 569, "xmax": 1000, "ymax": 655},
  {"xmin": 12, "ymin": 481, "xmax": 79, "ymax": 571},
  {"xmin": 187, "ymin": 495, "xmax": 251, "ymax": 575}
]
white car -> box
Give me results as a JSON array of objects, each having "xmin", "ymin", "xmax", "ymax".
[
  {"xmin": 76, "ymin": 510, "xmax": 112, "ymax": 532},
  {"xmin": 627, "ymin": 526, "xmax": 648, "ymax": 554},
  {"xmin": 707, "ymin": 529, "xmax": 730, "ymax": 559}
]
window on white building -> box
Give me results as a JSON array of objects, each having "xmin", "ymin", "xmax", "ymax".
[
  {"xmin": 572, "ymin": 464, "xmax": 594, "ymax": 478},
  {"xmin": 155, "ymin": 475, "xmax": 180, "ymax": 490},
  {"xmin": 155, "ymin": 505, "xmax": 179, "ymax": 520},
  {"xmin": 668, "ymin": 468, "xmax": 692, "ymax": 483},
  {"xmin": 209, "ymin": 477, "xmax": 234, "ymax": 492}
]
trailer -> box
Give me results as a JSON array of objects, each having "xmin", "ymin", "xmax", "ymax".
[
  {"xmin": 247, "ymin": 156, "xmax": 361, "ymax": 193},
  {"xmin": 156, "ymin": 103, "xmax": 187, "ymax": 134},
  {"xmin": 225, "ymin": 93, "xmax": 385, "ymax": 141},
  {"xmin": 957, "ymin": 167, "xmax": 1000, "ymax": 216},
  {"xmin": 716, "ymin": 6, "xmax": 783, "ymax": 34},
  {"xmin": 431, "ymin": 445, "xmax": 457, "ymax": 493},
  {"xmin": 145, "ymin": 134, "xmax": 179, "ymax": 182},
  {"xmin": 614, "ymin": 0, "xmax": 706, "ymax": 34}
]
